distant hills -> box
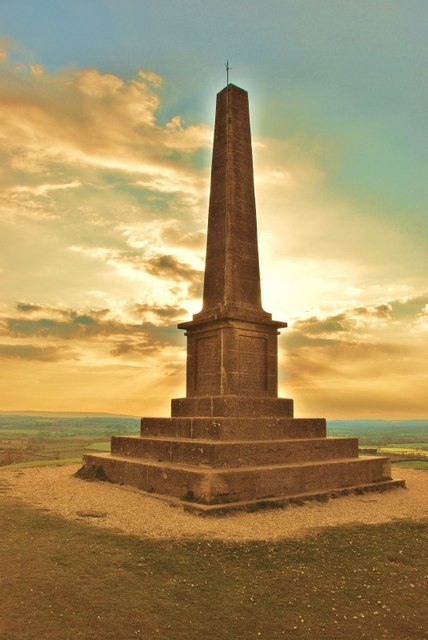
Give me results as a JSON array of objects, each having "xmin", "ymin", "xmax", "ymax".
[
  {"xmin": 328, "ymin": 419, "xmax": 428, "ymax": 429},
  {"xmin": 0, "ymin": 411, "xmax": 426, "ymax": 427},
  {"xmin": 0, "ymin": 410, "xmax": 140, "ymax": 419}
]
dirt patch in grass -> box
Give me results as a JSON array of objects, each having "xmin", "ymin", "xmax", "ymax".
[{"xmin": 0, "ymin": 464, "xmax": 426, "ymax": 542}]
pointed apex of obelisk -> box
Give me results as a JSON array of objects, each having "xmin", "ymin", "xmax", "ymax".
[
  {"xmin": 218, "ymin": 81, "xmax": 246, "ymax": 94},
  {"xmin": 192, "ymin": 83, "xmax": 274, "ymax": 324}
]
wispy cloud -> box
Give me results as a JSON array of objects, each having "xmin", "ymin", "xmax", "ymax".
[
  {"xmin": 0, "ymin": 45, "xmax": 211, "ymax": 256},
  {"xmin": 1, "ymin": 304, "xmax": 181, "ymax": 349},
  {"xmin": 0, "ymin": 343, "xmax": 78, "ymax": 362},
  {"xmin": 0, "ymin": 60, "xmax": 211, "ymax": 195}
]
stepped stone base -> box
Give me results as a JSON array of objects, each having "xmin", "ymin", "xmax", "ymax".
[{"xmin": 81, "ymin": 399, "xmax": 404, "ymax": 513}]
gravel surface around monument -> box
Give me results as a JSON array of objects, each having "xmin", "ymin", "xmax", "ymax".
[{"xmin": 1, "ymin": 464, "xmax": 425, "ymax": 541}]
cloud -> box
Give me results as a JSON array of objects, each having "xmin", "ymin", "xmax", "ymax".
[
  {"xmin": 0, "ymin": 55, "xmax": 211, "ymax": 193},
  {"xmin": 16, "ymin": 302, "xmax": 44, "ymax": 313},
  {"xmin": 288, "ymin": 296, "xmax": 428, "ymax": 340},
  {"xmin": 137, "ymin": 70, "xmax": 162, "ymax": 88},
  {"xmin": 278, "ymin": 294, "xmax": 428, "ymax": 417},
  {"xmin": 134, "ymin": 303, "xmax": 187, "ymax": 323},
  {"xmin": 0, "ymin": 35, "xmax": 15, "ymax": 60},
  {"xmin": 109, "ymin": 330, "xmax": 183, "ymax": 360},
  {"xmin": 4, "ymin": 306, "xmax": 145, "ymax": 341},
  {"xmin": 388, "ymin": 295, "xmax": 428, "ymax": 321},
  {"xmin": 292, "ymin": 315, "xmax": 348, "ymax": 336},
  {"xmin": 0, "ymin": 343, "xmax": 77, "ymax": 362},
  {"xmin": 13, "ymin": 180, "xmax": 81, "ymax": 196},
  {"xmin": 68, "ymin": 243, "xmax": 203, "ymax": 302},
  {"xmin": 0, "ymin": 302, "xmax": 188, "ymax": 362},
  {"xmin": 282, "ymin": 296, "xmax": 428, "ymax": 360},
  {"xmin": 0, "ymin": 47, "xmax": 212, "ymax": 297},
  {"xmin": 0, "ymin": 49, "xmax": 210, "ymax": 341},
  {"xmin": 142, "ymin": 254, "xmax": 203, "ymax": 297}
]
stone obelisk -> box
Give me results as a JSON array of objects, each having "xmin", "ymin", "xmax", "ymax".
[
  {"xmin": 81, "ymin": 84, "xmax": 403, "ymax": 512},
  {"xmin": 175, "ymin": 84, "xmax": 290, "ymax": 417}
]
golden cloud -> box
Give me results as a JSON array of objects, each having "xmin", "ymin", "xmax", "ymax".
[
  {"xmin": 0, "ymin": 53, "xmax": 211, "ymax": 202},
  {"xmin": 278, "ymin": 295, "xmax": 428, "ymax": 417}
]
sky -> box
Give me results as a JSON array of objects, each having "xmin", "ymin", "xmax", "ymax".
[{"xmin": 0, "ymin": 0, "xmax": 427, "ymax": 418}]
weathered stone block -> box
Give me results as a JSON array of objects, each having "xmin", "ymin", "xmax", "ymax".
[
  {"xmin": 171, "ymin": 396, "xmax": 294, "ymax": 418},
  {"xmin": 82, "ymin": 451, "xmax": 396, "ymax": 507},
  {"xmin": 111, "ymin": 435, "xmax": 359, "ymax": 467},
  {"xmin": 140, "ymin": 417, "xmax": 326, "ymax": 440}
]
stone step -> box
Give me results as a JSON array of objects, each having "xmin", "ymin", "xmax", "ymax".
[
  {"xmin": 171, "ymin": 396, "xmax": 294, "ymax": 418},
  {"xmin": 180, "ymin": 479, "xmax": 405, "ymax": 514},
  {"xmin": 83, "ymin": 452, "xmax": 392, "ymax": 506},
  {"xmin": 111, "ymin": 435, "xmax": 358, "ymax": 467},
  {"xmin": 141, "ymin": 416, "xmax": 326, "ymax": 440}
]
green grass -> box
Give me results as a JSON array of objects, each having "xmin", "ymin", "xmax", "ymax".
[
  {"xmin": 392, "ymin": 460, "xmax": 428, "ymax": 470},
  {"xmin": 85, "ymin": 441, "xmax": 111, "ymax": 452},
  {"xmin": 379, "ymin": 447, "xmax": 428, "ymax": 457},
  {"xmin": 0, "ymin": 491, "xmax": 427, "ymax": 640},
  {"xmin": 0, "ymin": 429, "xmax": 42, "ymax": 438},
  {"xmin": 385, "ymin": 442, "xmax": 428, "ymax": 448},
  {"xmin": 0, "ymin": 435, "xmax": 111, "ymax": 467}
]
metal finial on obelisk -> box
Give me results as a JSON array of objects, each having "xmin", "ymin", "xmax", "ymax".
[{"xmin": 225, "ymin": 60, "xmax": 232, "ymax": 86}]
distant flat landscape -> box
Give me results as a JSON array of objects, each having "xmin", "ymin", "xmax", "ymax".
[
  {"xmin": 0, "ymin": 410, "xmax": 140, "ymax": 418},
  {"xmin": 0, "ymin": 413, "xmax": 427, "ymax": 470},
  {"xmin": 0, "ymin": 412, "xmax": 139, "ymax": 468}
]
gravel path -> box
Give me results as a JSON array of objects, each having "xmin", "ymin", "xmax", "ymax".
[{"xmin": 1, "ymin": 464, "xmax": 426, "ymax": 541}]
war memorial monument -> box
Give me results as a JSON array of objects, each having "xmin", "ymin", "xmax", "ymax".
[{"xmin": 82, "ymin": 83, "xmax": 403, "ymax": 512}]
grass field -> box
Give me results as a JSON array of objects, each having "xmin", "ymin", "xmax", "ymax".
[
  {"xmin": 0, "ymin": 489, "xmax": 427, "ymax": 640},
  {"xmin": 0, "ymin": 437, "xmax": 110, "ymax": 467},
  {"xmin": 2, "ymin": 417, "xmax": 428, "ymax": 469},
  {"xmin": 379, "ymin": 447, "xmax": 428, "ymax": 457},
  {"xmin": 391, "ymin": 460, "xmax": 428, "ymax": 470},
  {"xmin": 0, "ymin": 415, "xmax": 134, "ymax": 467}
]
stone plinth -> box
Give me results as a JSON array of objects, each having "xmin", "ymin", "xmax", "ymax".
[
  {"xmin": 170, "ymin": 396, "xmax": 294, "ymax": 418},
  {"xmin": 80, "ymin": 83, "xmax": 403, "ymax": 512},
  {"xmin": 178, "ymin": 318, "xmax": 284, "ymax": 398}
]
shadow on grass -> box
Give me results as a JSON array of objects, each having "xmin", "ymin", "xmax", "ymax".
[{"xmin": 0, "ymin": 491, "xmax": 427, "ymax": 640}]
